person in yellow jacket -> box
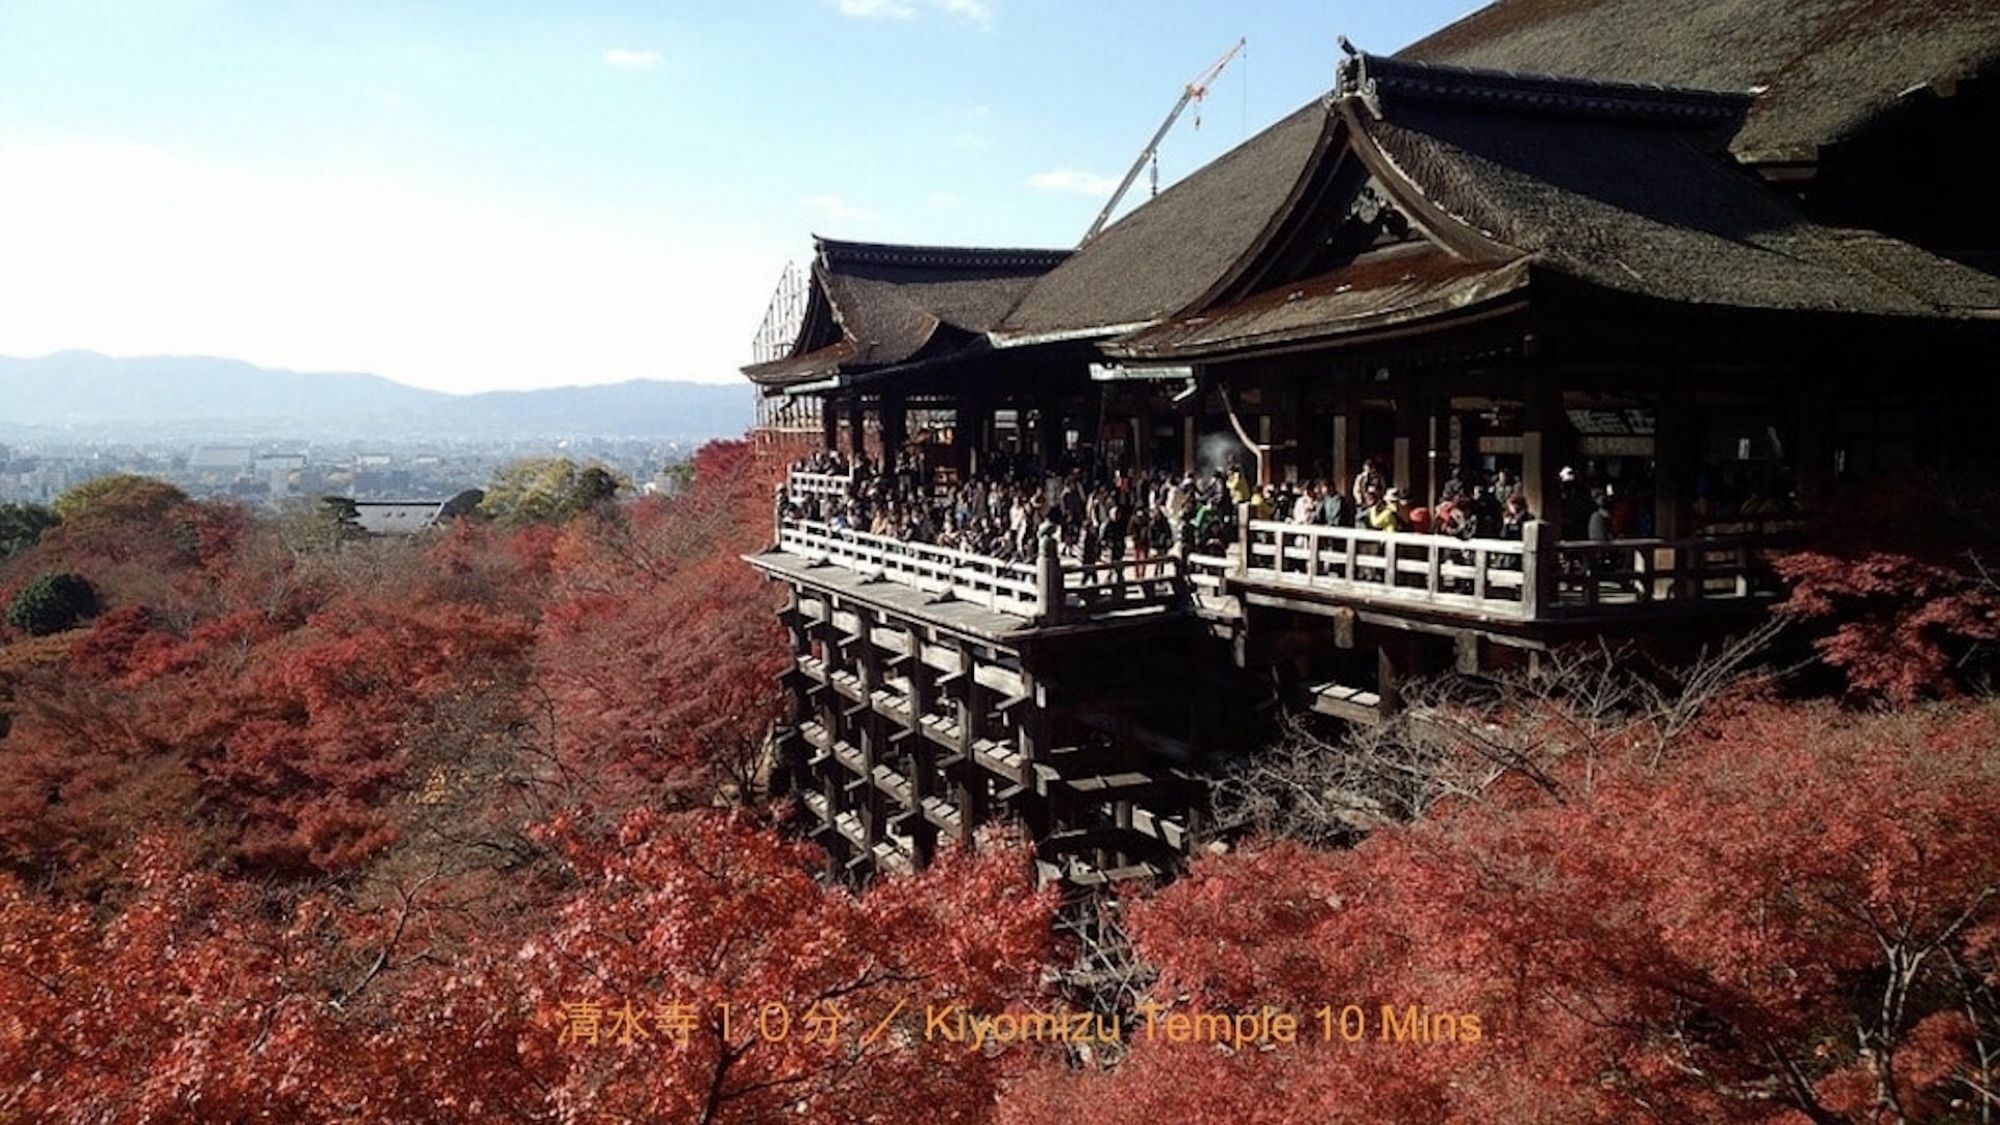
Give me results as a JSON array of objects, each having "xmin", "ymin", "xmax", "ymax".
[
  {"xmin": 1365, "ymin": 487, "xmax": 1409, "ymax": 532},
  {"xmin": 1225, "ymin": 463, "xmax": 1252, "ymax": 505}
]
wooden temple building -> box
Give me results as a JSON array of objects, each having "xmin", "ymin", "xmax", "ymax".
[{"xmin": 742, "ymin": 0, "xmax": 2000, "ymax": 885}]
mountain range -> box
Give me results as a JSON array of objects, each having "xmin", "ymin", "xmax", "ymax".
[{"xmin": 0, "ymin": 351, "xmax": 753, "ymax": 442}]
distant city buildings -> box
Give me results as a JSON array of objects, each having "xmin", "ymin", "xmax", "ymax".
[{"xmin": 0, "ymin": 436, "xmax": 696, "ymax": 509}]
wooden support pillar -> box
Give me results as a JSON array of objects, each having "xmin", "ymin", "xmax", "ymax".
[
  {"xmin": 1654, "ymin": 383, "xmax": 1697, "ymax": 540},
  {"xmin": 1182, "ymin": 415, "xmax": 1198, "ymax": 478},
  {"xmin": 773, "ymin": 590, "xmax": 815, "ymax": 797},
  {"xmin": 955, "ymin": 397, "xmax": 985, "ymax": 479},
  {"xmin": 1521, "ymin": 519, "xmax": 1556, "ymax": 619},
  {"xmin": 819, "ymin": 395, "xmax": 838, "ymax": 452},
  {"xmin": 1330, "ymin": 381, "xmax": 1358, "ymax": 496},
  {"xmin": 1393, "ymin": 391, "xmax": 1422, "ymax": 500},
  {"xmin": 1448, "ymin": 409, "xmax": 1469, "ymax": 483},
  {"xmin": 1793, "ymin": 388, "xmax": 1833, "ymax": 512},
  {"xmin": 1018, "ymin": 674, "xmax": 1053, "ymax": 839},
  {"xmin": 852, "ymin": 610, "xmax": 890, "ymax": 870},
  {"xmin": 1266, "ymin": 380, "xmax": 1298, "ymax": 484},
  {"xmin": 906, "ymin": 645, "xmax": 940, "ymax": 869},
  {"xmin": 844, "ymin": 396, "xmax": 865, "ymax": 459},
  {"xmin": 1377, "ymin": 635, "xmax": 1432, "ymax": 720},
  {"xmin": 1037, "ymin": 406, "xmax": 1064, "ymax": 468},
  {"xmin": 1521, "ymin": 374, "xmax": 1567, "ymax": 532},
  {"xmin": 1375, "ymin": 641, "xmax": 1409, "ymax": 720},
  {"xmin": 821, "ymin": 765, "xmax": 848, "ymax": 877},
  {"xmin": 1424, "ymin": 396, "xmax": 1444, "ymax": 509},
  {"xmin": 954, "ymin": 643, "xmax": 991, "ymax": 849},
  {"xmin": 1133, "ymin": 403, "xmax": 1154, "ymax": 474},
  {"xmin": 880, "ymin": 394, "xmax": 908, "ymax": 464}
]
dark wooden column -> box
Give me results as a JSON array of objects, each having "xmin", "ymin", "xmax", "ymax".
[
  {"xmin": 952, "ymin": 641, "xmax": 990, "ymax": 849},
  {"xmin": 880, "ymin": 393, "xmax": 908, "ymax": 464},
  {"xmin": 1392, "ymin": 384, "xmax": 1424, "ymax": 499},
  {"xmin": 905, "ymin": 645, "xmax": 940, "ymax": 868},
  {"xmin": 1330, "ymin": 379, "xmax": 1358, "ymax": 495},
  {"xmin": 814, "ymin": 608, "xmax": 851, "ymax": 877},
  {"xmin": 773, "ymin": 590, "xmax": 814, "ymax": 797},
  {"xmin": 1037, "ymin": 406, "xmax": 1064, "ymax": 467},
  {"xmin": 1017, "ymin": 673, "xmax": 1053, "ymax": 839},
  {"xmin": 1423, "ymin": 395, "xmax": 1444, "ymax": 508},
  {"xmin": 1521, "ymin": 373, "xmax": 1567, "ymax": 529},
  {"xmin": 844, "ymin": 395, "xmax": 865, "ymax": 459},
  {"xmin": 851, "ymin": 606, "xmax": 887, "ymax": 867},
  {"xmin": 1133, "ymin": 402, "xmax": 1154, "ymax": 474},
  {"xmin": 955, "ymin": 397, "xmax": 986, "ymax": 478},
  {"xmin": 818, "ymin": 394, "xmax": 838, "ymax": 452},
  {"xmin": 1653, "ymin": 382, "xmax": 1697, "ymax": 539},
  {"xmin": 1266, "ymin": 380, "xmax": 1297, "ymax": 484},
  {"xmin": 1792, "ymin": 388, "xmax": 1833, "ymax": 512}
]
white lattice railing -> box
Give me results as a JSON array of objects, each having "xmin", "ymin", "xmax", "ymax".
[
  {"xmin": 1239, "ymin": 515, "xmax": 1782, "ymax": 618},
  {"xmin": 1243, "ymin": 519, "xmax": 1535, "ymax": 618},
  {"xmin": 779, "ymin": 519, "xmax": 1045, "ymax": 618},
  {"xmin": 786, "ymin": 471, "xmax": 853, "ymax": 504}
]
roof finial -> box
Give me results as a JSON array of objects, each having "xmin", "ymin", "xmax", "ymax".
[{"xmin": 1333, "ymin": 37, "xmax": 1382, "ymax": 119}]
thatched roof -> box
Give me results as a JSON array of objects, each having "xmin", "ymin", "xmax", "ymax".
[
  {"xmin": 744, "ymin": 239, "xmax": 1066, "ymax": 387},
  {"xmin": 995, "ymin": 102, "xmax": 1331, "ymax": 340},
  {"xmin": 1108, "ymin": 50, "xmax": 2000, "ymax": 362},
  {"xmin": 1351, "ymin": 51, "xmax": 2000, "ymax": 317},
  {"xmin": 1399, "ymin": 0, "xmax": 2000, "ymax": 161},
  {"xmin": 1111, "ymin": 246, "xmax": 1531, "ymax": 359}
]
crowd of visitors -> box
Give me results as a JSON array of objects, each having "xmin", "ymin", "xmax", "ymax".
[{"xmin": 777, "ymin": 449, "xmax": 1690, "ymax": 568}]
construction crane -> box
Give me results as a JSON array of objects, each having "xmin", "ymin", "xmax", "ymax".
[{"xmin": 1081, "ymin": 37, "xmax": 1246, "ymax": 245}]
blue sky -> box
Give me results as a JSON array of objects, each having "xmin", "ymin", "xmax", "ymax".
[{"xmin": 0, "ymin": 0, "xmax": 1483, "ymax": 392}]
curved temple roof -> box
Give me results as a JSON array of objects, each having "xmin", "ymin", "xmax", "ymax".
[
  {"xmin": 1341, "ymin": 49, "xmax": 2000, "ymax": 318},
  {"xmin": 749, "ymin": 1, "xmax": 2000, "ymax": 383},
  {"xmin": 1400, "ymin": 0, "xmax": 2000, "ymax": 162},
  {"xmin": 744, "ymin": 238, "xmax": 1068, "ymax": 388},
  {"xmin": 1112, "ymin": 45, "xmax": 2000, "ymax": 363}
]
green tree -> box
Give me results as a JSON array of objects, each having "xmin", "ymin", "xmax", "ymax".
[
  {"xmin": 478, "ymin": 459, "xmax": 628, "ymax": 525},
  {"xmin": 5, "ymin": 572, "xmax": 99, "ymax": 636},
  {"xmin": 0, "ymin": 503, "xmax": 58, "ymax": 561},
  {"xmin": 51, "ymin": 475, "xmax": 187, "ymax": 526},
  {"xmin": 314, "ymin": 496, "xmax": 364, "ymax": 548}
]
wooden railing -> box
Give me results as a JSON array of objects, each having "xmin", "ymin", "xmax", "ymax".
[
  {"xmin": 772, "ymin": 476, "xmax": 1786, "ymax": 628},
  {"xmin": 1238, "ymin": 514, "xmax": 1785, "ymax": 620},
  {"xmin": 776, "ymin": 517, "xmax": 1190, "ymax": 625},
  {"xmin": 1241, "ymin": 519, "xmax": 1535, "ymax": 619},
  {"xmin": 778, "ymin": 519, "xmax": 1044, "ymax": 618},
  {"xmin": 1546, "ymin": 536, "xmax": 1781, "ymax": 611},
  {"xmin": 1056, "ymin": 555, "xmax": 1185, "ymax": 619},
  {"xmin": 786, "ymin": 470, "xmax": 854, "ymax": 504}
]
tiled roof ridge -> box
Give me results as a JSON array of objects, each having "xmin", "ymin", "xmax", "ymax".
[
  {"xmin": 1337, "ymin": 41, "xmax": 1753, "ymax": 125},
  {"xmin": 815, "ymin": 237, "xmax": 1071, "ymax": 273}
]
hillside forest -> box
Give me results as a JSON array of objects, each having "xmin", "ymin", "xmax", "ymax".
[{"xmin": 3, "ymin": 443, "xmax": 2000, "ymax": 1123}]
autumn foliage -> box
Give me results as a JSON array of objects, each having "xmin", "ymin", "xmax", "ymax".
[
  {"xmin": 1772, "ymin": 477, "xmax": 2000, "ymax": 702},
  {"xmin": 1004, "ymin": 698, "xmax": 2000, "ymax": 1124},
  {"xmin": 5, "ymin": 449, "xmax": 2000, "ymax": 1122}
]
